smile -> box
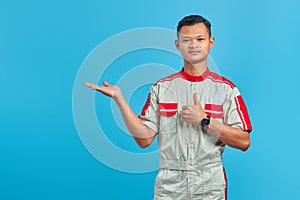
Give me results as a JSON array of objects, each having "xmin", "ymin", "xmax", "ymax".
[{"xmin": 188, "ymin": 51, "xmax": 201, "ymax": 55}]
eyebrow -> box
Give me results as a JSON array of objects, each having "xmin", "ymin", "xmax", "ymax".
[
  {"xmin": 181, "ymin": 35, "xmax": 205, "ymax": 39},
  {"xmin": 181, "ymin": 34, "xmax": 204, "ymax": 38}
]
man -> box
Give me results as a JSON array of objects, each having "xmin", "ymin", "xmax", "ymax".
[{"xmin": 85, "ymin": 15, "xmax": 252, "ymax": 200}]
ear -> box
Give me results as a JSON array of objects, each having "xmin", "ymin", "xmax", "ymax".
[
  {"xmin": 209, "ymin": 37, "xmax": 215, "ymax": 48},
  {"xmin": 175, "ymin": 40, "xmax": 180, "ymax": 50}
]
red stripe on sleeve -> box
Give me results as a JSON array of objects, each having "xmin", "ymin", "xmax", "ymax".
[
  {"xmin": 141, "ymin": 93, "xmax": 151, "ymax": 116},
  {"xmin": 234, "ymin": 95, "xmax": 252, "ymax": 131}
]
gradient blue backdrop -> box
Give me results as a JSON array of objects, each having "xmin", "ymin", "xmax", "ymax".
[{"xmin": 1, "ymin": 0, "xmax": 299, "ymax": 199}]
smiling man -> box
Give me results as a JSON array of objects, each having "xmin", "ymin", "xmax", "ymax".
[{"xmin": 85, "ymin": 15, "xmax": 252, "ymax": 200}]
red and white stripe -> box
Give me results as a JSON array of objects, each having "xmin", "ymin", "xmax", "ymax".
[
  {"xmin": 140, "ymin": 93, "xmax": 151, "ymax": 116},
  {"xmin": 234, "ymin": 95, "xmax": 252, "ymax": 131},
  {"xmin": 223, "ymin": 167, "xmax": 228, "ymax": 200},
  {"xmin": 154, "ymin": 73, "xmax": 181, "ymax": 86},
  {"xmin": 204, "ymin": 104, "xmax": 224, "ymax": 118},
  {"xmin": 205, "ymin": 71, "xmax": 236, "ymax": 89},
  {"xmin": 157, "ymin": 102, "xmax": 177, "ymax": 116}
]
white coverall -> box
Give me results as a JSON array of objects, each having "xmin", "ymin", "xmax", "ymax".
[{"xmin": 139, "ymin": 68, "xmax": 252, "ymax": 200}]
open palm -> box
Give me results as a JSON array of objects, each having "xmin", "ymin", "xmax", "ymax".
[{"xmin": 84, "ymin": 81, "xmax": 121, "ymax": 100}]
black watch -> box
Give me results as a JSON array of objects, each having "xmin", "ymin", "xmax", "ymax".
[{"xmin": 201, "ymin": 115, "xmax": 211, "ymax": 127}]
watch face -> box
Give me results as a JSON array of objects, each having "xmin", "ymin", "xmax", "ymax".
[
  {"xmin": 201, "ymin": 116, "xmax": 211, "ymax": 127},
  {"xmin": 202, "ymin": 118, "xmax": 209, "ymax": 126}
]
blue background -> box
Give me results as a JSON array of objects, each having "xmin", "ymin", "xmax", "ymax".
[{"xmin": 1, "ymin": 0, "xmax": 299, "ymax": 199}]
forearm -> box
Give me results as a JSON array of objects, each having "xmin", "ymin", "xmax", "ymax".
[
  {"xmin": 115, "ymin": 95, "xmax": 156, "ymax": 148},
  {"xmin": 84, "ymin": 81, "xmax": 156, "ymax": 147},
  {"xmin": 207, "ymin": 118, "xmax": 250, "ymax": 151}
]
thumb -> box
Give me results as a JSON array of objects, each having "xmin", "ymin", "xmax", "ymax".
[
  {"xmin": 193, "ymin": 93, "xmax": 200, "ymax": 106},
  {"xmin": 103, "ymin": 81, "xmax": 111, "ymax": 87}
]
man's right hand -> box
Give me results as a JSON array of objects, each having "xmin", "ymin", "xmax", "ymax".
[
  {"xmin": 84, "ymin": 81, "xmax": 156, "ymax": 148},
  {"xmin": 84, "ymin": 81, "xmax": 122, "ymax": 101}
]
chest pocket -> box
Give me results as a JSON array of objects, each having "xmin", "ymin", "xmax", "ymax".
[{"xmin": 157, "ymin": 102, "xmax": 178, "ymax": 133}]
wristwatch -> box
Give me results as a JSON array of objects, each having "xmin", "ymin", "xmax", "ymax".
[{"xmin": 201, "ymin": 115, "xmax": 211, "ymax": 127}]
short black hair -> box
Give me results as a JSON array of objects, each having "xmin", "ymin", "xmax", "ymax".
[{"xmin": 177, "ymin": 15, "xmax": 212, "ymax": 37}]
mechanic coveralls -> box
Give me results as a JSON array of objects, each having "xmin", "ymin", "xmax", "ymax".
[{"xmin": 139, "ymin": 68, "xmax": 252, "ymax": 200}]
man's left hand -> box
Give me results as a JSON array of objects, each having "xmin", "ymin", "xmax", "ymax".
[{"xmin": 180, "ymin": 93, "xmax": 206, "ymax": 124}]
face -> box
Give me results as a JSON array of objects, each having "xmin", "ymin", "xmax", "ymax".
[{"xmin": 175, "ymin": 23, "xmax": 215, "ymax": 65}]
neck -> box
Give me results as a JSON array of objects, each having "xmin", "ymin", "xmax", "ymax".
[{"xmin": 183, "ymin": 60, "xmax": 208, "ymax": 76}]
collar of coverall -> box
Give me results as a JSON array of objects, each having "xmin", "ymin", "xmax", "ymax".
[{"xmin": 179, "ymin": 67, "xmax": 211, "ymax": 82}]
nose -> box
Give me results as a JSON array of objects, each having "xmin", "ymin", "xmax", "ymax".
[{"xmin": 189, "ymin": 39, "xmax": 199, "ymax": 48}]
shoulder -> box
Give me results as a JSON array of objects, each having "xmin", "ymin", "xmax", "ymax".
[
  {"xmin": 205, "ymin": 71, "xmax": 236, "ymax": 89},
  {"xmin": 153, "ymin": 72, "xmax": 182, "ymax": 86}
]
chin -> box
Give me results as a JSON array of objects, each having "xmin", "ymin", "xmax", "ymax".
[{"xmin": 186, "ymin": 58, "xmax": 204, "ymax": 65}]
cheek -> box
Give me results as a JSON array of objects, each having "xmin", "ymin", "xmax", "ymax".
[
  {"xmin": 177, "ymin": 44, "xmax": 188, "ymax": 53},
  {"xmin": 201, "ymin": 43, "xmax": 211, "ymax": 53}
]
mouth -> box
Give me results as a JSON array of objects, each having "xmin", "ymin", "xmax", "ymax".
[{"xmin": 188, "ymin": 51, "xmax": 201, "ymax": 55}]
